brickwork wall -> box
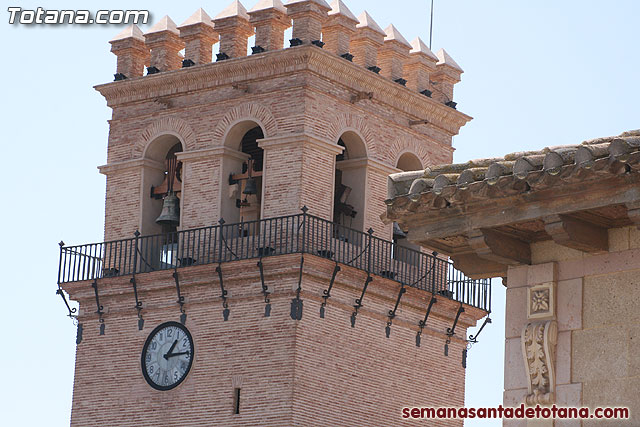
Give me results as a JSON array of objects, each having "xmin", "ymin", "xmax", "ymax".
[
  {"xmin": 103, "ymin": 169, "xmax": 142, "ymax": 240},
  {"xmin": 85, "ymin": 43, "xmax": 472, "ymax": 426},
  {"xmin": 300, "ymin": 141, "xmax": 339, "ymax": 220},
  {"xmin": 64, "ymin": 254, "xmax": 480, "ymax": 427},
  {"xmin": 99, "ymin": 50, "xmax": 459, "ymax": 241},
  {"xmin": 364, "ymin": 167, "xmax": 392, "ymax": 237},
  {"xmin": 261, "ymin": 140, "xmax": 304, "ymax": 218},
  {"xmin": 180, "ymin": 157, "xmax": 221, "ymax": 229}
]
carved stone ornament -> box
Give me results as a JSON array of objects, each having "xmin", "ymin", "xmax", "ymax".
[
  {"xmin": 527, "ymin": 282, "xmax": 555, "ymax": 320},
  {"xmin": 521, "ymin": 320, "xmax": 557, "ymax": 406}
]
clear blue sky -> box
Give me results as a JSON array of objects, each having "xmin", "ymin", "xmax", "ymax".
[{"xmin": 2, "ymin": 1, "xmax": 638, "ymax": 426}]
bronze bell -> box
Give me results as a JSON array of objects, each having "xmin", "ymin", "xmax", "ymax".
[
  {"xmin": 243, "ymin": 177, "xmax": 258, "ymax": 195},
  {"xmin": 156, "ymin": 192, "xmax": 180, "ymax": 226}
]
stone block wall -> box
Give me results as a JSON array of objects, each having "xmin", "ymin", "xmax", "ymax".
[{"xmin": 503, "ymin": 225, "xmax": 640, "ymax": 426}]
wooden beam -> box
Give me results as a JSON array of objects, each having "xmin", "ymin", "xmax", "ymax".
[
  {"xmin": 451, "ymin": 253, "xmax": 507, "ymax": 279},
  {"xmin": 543, "ymin": 214, "xmax": 608, "ymax": 254},
  {"xmin": 404, "ymin": 174, "xmax": 640, "ymax": 240},
  {"xmin": 469, "ymin": 229, "xmax": 531, "ymax": 265}
]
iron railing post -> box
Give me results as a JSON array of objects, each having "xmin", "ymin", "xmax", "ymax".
[
  {"xmin": 218, "ymin": 218, "xmax": 225, "ymax": 262},
  {"xmin": 132, "ymin": 230, "xmax": 140, "ymax": 275},
  {"xmin": 58, "ymin": 241, "xmax": 65, "ymax": 285},
  {"xmin": 366, "ymin": 227, "xmax": 373, "ymax": 274},
  {"xmin": 300, "ymin": 206, "xmax": 308, "ymax": 253}
]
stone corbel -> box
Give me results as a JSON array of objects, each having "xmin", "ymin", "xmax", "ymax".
[
  {"xmin": 450, "ymin": 253, "xmax": 508, "ymax": 279},
  {"xmin": 625, "ymin": 201, "xmax": 640, "ymax": 230},
  {"xmin": 543, "ymin": 214, "xmax": 608, "ymax": 253},
  {"xmin": 521, "ymin": 320, "xmax": 557, "ymax": 406},
  {"xmin": 468, "ymin": 228, "xmax": 531, "ymax": 265}
]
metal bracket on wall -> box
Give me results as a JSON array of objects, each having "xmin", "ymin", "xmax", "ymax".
[
  {"xmin": 91, "ymin": 279, "xmax": 105, "ymax": 335},
  {"xmin": 416, "ymin": 296, "xmax": 437, "ymax": 347},
  {"xmin": 257, "ymin": 259, "xmax": 271, "ymax": 317},
  {"xmin": 468, "ymin": 316, "xmax": 492, "ymax": 344},
  {"xmin": 290, "ymin": 255, "xmax": 304, "ymax": 320},
  {"xmin": 56, "ymin": 288, "xmax": 77, "ymax": 319},
  {"xmin": 351, "ymin": 274, "xmax": 372, "ymax": 328},
  {"xmin": 173, "ymin": 269, "xmax": 186, "ymax": 324},
  {"xmin": 216, "ymin": 264, "xmax": 230, "ymax": 321},
  {"xmin": 444, "ymin": 302, "xmax": 465, "ymax": 356},
  {"xmin": 320, "ymin": 263, "xmax": 340, "ymax": 318},
  {"xmin": 463, "ymin": 316, "xmax": 492, "ymax": 369},
  {"xmin": 385, "ymin": 284, "xmax": 407, "ymax": 338},
  {"xmin": 130, "ymin": 276, "xmax": 144, "ymax": 330}
]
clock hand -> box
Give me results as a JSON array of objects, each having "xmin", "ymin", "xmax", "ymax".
[
  {"xmin": 163, "ymin": 339, "xmax": 179, "ymax": 360},
  {"xmin": 165, "ymin": 351, "xmax": 190, "ymax": 359}
]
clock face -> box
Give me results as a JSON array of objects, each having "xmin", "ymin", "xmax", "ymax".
[{"xmin": 141, "ymin": 322, "xmax": 194, "ymax": 391}]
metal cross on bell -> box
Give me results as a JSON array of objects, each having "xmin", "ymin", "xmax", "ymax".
[{"xmin": 156, "ymin": 191, "xmax": 180, "ymax": 226}]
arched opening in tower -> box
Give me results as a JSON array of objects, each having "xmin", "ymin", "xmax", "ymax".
[
  {"xmin": 393, "ymin": 152, "xmax": 423, "ymax": 264},
  {"xmin": 237, "ymin": 126, "xmax": 264, "ymax": 225},
  {"xmin": 333, "ymin": 132, "xmax": 367, "ymax": 237},
  {"xmin": 139, "ymin": 136, "xmax": 184, "ymax": 269},
  {"xmin": 142, "ymin": 136, "xmax": 184, "ymax": 237},
  {"xmin": 151, "ymin": 143, "xmax": 183, "ymax": 233},
  {"xmin": 222, "ymin": 122, "xmax": 265, "ymax": 235}
]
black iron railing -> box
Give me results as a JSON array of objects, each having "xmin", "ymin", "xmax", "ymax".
[{"xmin": 58, "ymin": 211, "xmax": 491, "ymax": 311}]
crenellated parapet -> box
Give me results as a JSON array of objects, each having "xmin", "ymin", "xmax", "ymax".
[
  {"xmin": 178, "ymin": 9, "xmax": 218, "ymax": 65},
  {"xmin": 378, "ymin": 24, "xmax": 411, "ymax": 84},
  {"xmin": 404, "ymin": 37, "xmax": 438, "ymax": 96},
  {"xmin": 322, "ymin": 0, "xmax": 358, "ymax": 58},
  {"xmin": 351, "ymin": 11, "xmax": 385, "ymax": 72},
  {"xmin": 248, "ymin": 0, "xmax": 290, "ymax": 52},
  {"xmin": 431, "ymin": 48, "xmax": 463, "ymax": 106},
  {"xmin": 144, "ymin": 16, "xmax": 184, "ymax": 73},
  {"xmin": 107, "ymin": 0, "xmax": 464, "ymax": 107},
  {"xmin": 285, "ymin": 0, "xmax": 330, "ymax": 46},
  {"xmin": 213, "ymin": 1, "xmax": 254, "ymax": 60},
  {"xmin": 109, "ymin": 25, "xmax": 149, "ymax": 80}
]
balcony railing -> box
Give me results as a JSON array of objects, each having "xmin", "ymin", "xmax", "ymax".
[{"xmin": 58, "ymin": 211, "xmax": 491, "ymax": 312}]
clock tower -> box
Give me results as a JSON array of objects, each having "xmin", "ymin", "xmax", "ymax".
[{"xmin": 57, "ymin": 1, "xmax": 490, "ymax": 425}]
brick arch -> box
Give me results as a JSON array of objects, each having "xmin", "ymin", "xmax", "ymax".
[
  {"xmin": 386, "ymin": 137, "xmax": 433, "ymax": 168},
  {"xmin": 133, "ymin": 116, "xmax": 197, "ymax": 158},
  {"xmin": 212, "ymin": 102, "xmax": 278, "ymax": 146},
  {"xmin": 326, "ymin": 113, "xmax": 376, "ymax": 158}
]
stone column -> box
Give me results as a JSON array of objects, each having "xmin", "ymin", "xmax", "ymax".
[
  {"xmin": 364, "ymin": 159, "xmax": 397, "ymax": 238},
  {"xmin": 98, "ymin": 159, "xmax": 163, "ymax": 240},
  {"xmin": 259, "ymin": 133, "xmax": 343, "ymax": 220},
  {"xmin": 176, "ymin": 147, "xmax": 249, "ymax": 229},
  {"xmin": 248, "ymin": 0, "xmax": 290, "ymax": 52},
  {"xmin": 144, "ymin": 16, "xmax": 184, "ymax": 72},
  {"xmin": 109, "ymin": 25, "xmax": 149, "ymax": 79},
  {"xmin": 178, "ymin": 8, "xmax": 218, "ymax": 65}
]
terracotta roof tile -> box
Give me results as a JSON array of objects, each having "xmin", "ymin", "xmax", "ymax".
[{"xmin": 386, "ymin": 130, "xmax": 640, "ymax": 206}]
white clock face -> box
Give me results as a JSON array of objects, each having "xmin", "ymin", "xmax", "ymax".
[{"xmin": 141, "ymin": 322, "xmax": 194, "ymax": 390}]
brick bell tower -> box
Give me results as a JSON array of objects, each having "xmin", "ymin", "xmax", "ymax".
[{"xmin": 57, "ymin": 1, "xmax": 491, "ymax": 425}]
